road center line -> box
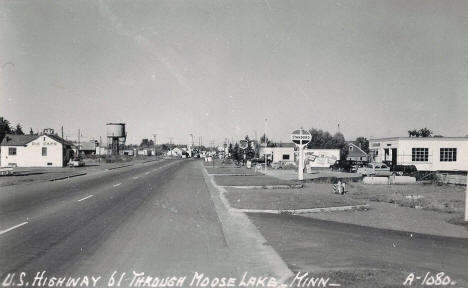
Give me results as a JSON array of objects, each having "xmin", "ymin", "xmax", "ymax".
[
  {"xmin": 113, "ymin": 183, "xmax": 122, "ymax": 187},
  {"xmin": 133, "ymin": 176, "xmax": 139, "ymax": 180},
  {"xmin": 77, "ymin": 195, "xmax": 94, "ymax": 202},
  {"xmin": 145, "ymin": 171, "xmax": 150, "ymax": 175},
  {"xmin": 0, "ymin": 222, "xmax": 29, "ymax": 235}
]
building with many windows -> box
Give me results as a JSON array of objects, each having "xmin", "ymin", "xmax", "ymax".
[
  {"xmin": 369, "ymin": 137, "xmax": 468, "ymax": 171},
  {"xmin": 0, "ymin": 133, "xmax": 74, "ymax": 167}
]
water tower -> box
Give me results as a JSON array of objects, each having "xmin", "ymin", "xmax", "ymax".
[{"xmin": 106, "ymin": 123, "xmax": 126, "ymax": 155}]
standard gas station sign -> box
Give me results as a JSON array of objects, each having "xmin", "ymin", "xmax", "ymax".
[
  {"xmin": 290, "ymin": 129, "xmax": 311, "ymax": 146},
  {"xmin": 239, "ymin": 140, "xmax": 248, "ymax": 149},
  {"xmin": 291, "ymin": 129, "xmax": 311, "ymax": 181}
]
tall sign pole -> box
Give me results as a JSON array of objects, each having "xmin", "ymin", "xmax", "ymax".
[
  {"xmin": 264, "ymin": 118, "xmax": 268, "ymax": 175},
  {"xmin": 465, "ymin": 182, "xmax": 467, "ymax": 221},
  {"xmin": 464, "ymin": 163, "xmax": 468, "ymax": 222},
  {"xmin": 291, "ymin": 129, "xmax": 311, "ymax": 181}
]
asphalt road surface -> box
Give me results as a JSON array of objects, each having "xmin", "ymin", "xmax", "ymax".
[
  {"xmin": 0, "ymin": 159, "xmax": 240, "ymax": 287},
  {"xmin": 2, "ymin": 159, "xmax": 467, "ymax": 288},
  {"xmin": 248, "ymin": 213, "xmax": 468, "ymax": 287}
]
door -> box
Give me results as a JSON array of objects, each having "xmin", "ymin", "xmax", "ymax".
[{"xmin": 392, "ymin": 148, "xmax": 397, "ymax": 165}]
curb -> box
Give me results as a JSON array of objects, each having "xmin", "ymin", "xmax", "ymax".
[
  {"xmin": 208, "ymin": 173, "xmax": 258, "ymax": 176},
  {"xmin": 105, "ymin": 164, "xmax": 133, "ymax": 171},
  {"xmin": 200, "ymin": 163, "xmax": 294, "ymax": 284},
  {"xmin": 235, "ymin": 204, "xmax": 369, "ymax": 215},
  {"xmin": 49, "ymin": 173, "xmax": 87, "ymax": 181},
  {"xmin": 222, "ymin": 184, "xmax": 303, "ymax": 189}
]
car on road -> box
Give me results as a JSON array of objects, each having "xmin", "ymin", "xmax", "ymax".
[
  {"xmin": 357, "ymin": 162, "xmax": 393, "ymax": 176},
  {"xmin": 68, "ymin": 157, "xmax": 85, "ymax": 167}
]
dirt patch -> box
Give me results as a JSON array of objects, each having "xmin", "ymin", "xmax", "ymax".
[
  {"xmin": 224, "ymin": 187, "xmax": 363, "ymax": 210},
  {"xmin": 346, "ymin": 182, "xmax": 466, "ymax": 227},
  {"xmin": 214, "ymin": 175, "xmax": 299, "ymax": 186},
  {"xmin": 348, "ymin": 183, "xmax": 465, "ymax": 213}
]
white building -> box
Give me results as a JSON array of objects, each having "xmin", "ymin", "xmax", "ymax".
[
  {"xmin": 1, "ymin": 134, "xmax": 74, "ymax": 167},
  {"xmin": 167, "ymin": 147, "xmax": 183, "ymax": 157},
  {"xmin": 260, "ymin": 145, "xmax": 295, "ymax": 163},
  {"xmin": 369, "ymin": 137, "xmax": 468, "ymax": 171}
]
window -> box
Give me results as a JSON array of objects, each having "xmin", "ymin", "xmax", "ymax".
[
  {"xmin": 440, "ymin": 148, "xmax": 457, "ymax": 162},
  {"xmin": 282, "ymin": 154, "xmax": 290, "ymax": 160},
  {"xmin": 8, "ymin": 148, "xmax": 16, "ymax": 156},
  {"xmin": 412, "ymin": 148, "xmax": 428, "ymax": 162},
  {"xmin": 42, "ymin": 147, "xmax": 47, "ymax": 156}
]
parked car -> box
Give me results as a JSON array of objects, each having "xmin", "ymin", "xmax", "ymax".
[
  {"xmin": 390, "ymin": 164, "xmax": 418, "ymax": 176},
  {"xmin": 330, "ymin": 160, "xmax": 356, "ymax": 172},
  {"xmin": 68, "ymin": 157, "xmax": 85, "ymax": 167},
  {"xmin": 0, "ymin": 167, "xmax": 14, "ymax": 176},
  {"xmin": 357, "ymin": 162, "xmax": 393, "ymax": 176}
]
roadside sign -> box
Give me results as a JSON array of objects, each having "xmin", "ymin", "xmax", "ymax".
[
  {"xmin": 291, "ymin": 129, "xmax": 311, "ymax": 146},
  {"xmin": 239, "ymin": 140, "xmax": 248, "ymax": 149},
  {"xmin": 290, "ymin": 129, "xmax": 311, "ymax": 181}
]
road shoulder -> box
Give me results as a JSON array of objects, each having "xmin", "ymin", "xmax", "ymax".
[{"xmin": 200, "ymin": 161, "xmax": 294, "ymax": 283}]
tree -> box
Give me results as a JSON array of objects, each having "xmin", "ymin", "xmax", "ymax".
[
  {"xmin": 14, "ymin": 124, "xmax": 24, "ymax": 135},
  {"xmin": 355, "ymin": 137, "xmax": 369, "ymax": 153},
  {"xmin": 139, "ymin": 138, "xmax": 154, "ymax": 147},
  {"xmin": 244, "ymin": 135, "xmax": 255, "ymax": 160},
  {"xmin": 0, "ymin": 117, "xmax": 13, "ymax": 143},
  {"xmin": 260, "ymin": 134, "xmax": 274, "ymax": 147},
  {"xmin": 418, "ymin": 128, "xmax": 433, "ymax": 137},
  {"xmin": 307, "ymin": 128, "xmax": 345, "ymax": 149},
  {"xmin": 231, "ymin": 143, "xmax": 242, "ymax": 163},
  {"xmin": 408, "ymin": 129, "xmax": 419, "ymax": 137},
  {"xmin": 408, "ymin": 128, "xmax": 433, "ymax": 138}
]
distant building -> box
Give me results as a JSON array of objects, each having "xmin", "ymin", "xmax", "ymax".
[
  {"xmin": 369, "ymin": 137, "xmax": 468, "ymax": 171},
  {"xmin": 1, "ymin": 134, "xmax": 74, "ymax": 167},
  {"xmin": 78, "ymin": 140, "xmax": 98, "ymax": 155},
  {"xmin": 346, "ymin": 143, "xmax": 368, "ymax": 162},
  {"xmin": 260, "ymin": 143, "xmax": 295, "ymax": 163},
  {"xmin": 167, "ymin": 147, "xmax": 183, "ymax": 157}
]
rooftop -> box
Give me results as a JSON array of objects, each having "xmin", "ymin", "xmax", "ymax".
[
  {"xmin": 370, "ymin": 137, "xmax": 468, "ymax": 142},
  {"xmin": 1, "ymin": 134, "xmax": 74, "ymax": 146}
]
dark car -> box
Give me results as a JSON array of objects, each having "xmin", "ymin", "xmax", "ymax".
[
  {"xmin": 330, "ymin": 160, "xmax": 356, "ymax": 172},
  {"xmin": 390, "ymin": 164, "xmax": 418, "ymax": 176}
]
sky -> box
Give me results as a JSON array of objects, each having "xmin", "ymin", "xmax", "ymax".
[{"xmin": 1, "ymin": 0, "xmax": 467, "ymax": 145}]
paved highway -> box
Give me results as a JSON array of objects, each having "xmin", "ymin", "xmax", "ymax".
[
  {"xmin": 1, "ymin": 159, "xmax": 467, "ymax": 288},
  {"xmin": 0, "ymin": 159, "xmax": 241, "ymax": 286}
]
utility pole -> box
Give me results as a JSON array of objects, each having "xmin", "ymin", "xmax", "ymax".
[
  {"xmin": 78, "ymin": 129, "xmax": 81, "ymax": 156},
  {"xmin": 153, "ymin": 134, "xmax": 157, "ymax": 157}
]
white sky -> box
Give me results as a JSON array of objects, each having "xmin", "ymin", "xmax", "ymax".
[{"xmin": 1, "ymin": 0, "xmax": 467, "ymax": 145}]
